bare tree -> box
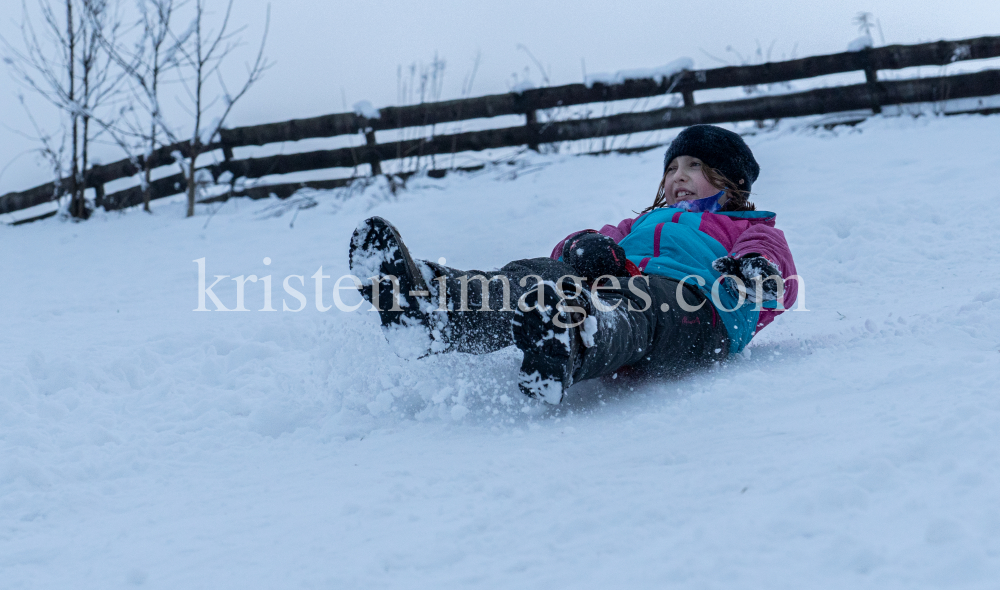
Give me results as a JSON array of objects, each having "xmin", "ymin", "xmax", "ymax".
[
  {"xmin": 97, "ymin": 0, "xmax": 186, "ymax": 212},
  {"xmin": 1, "ymin": 0, "xmax": 125, "ymax": 218},
  {"xmin": 170, "ymin": 0, "xmax": 269, "ymax": 217},
  {"xmin": 77, "ymin": 0, "xmax": 126, "ymax": 211}
]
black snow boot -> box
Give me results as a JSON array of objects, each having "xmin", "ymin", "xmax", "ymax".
[
  {"xmin": 349, "ymin": 217, "xmax": 448, "ymax": 357},
  {"xmin": 512, "ymin": 280, "xmax": 593, "ymax": 404},
  {"xmin": 350, "ymin": 216, "xmax": 525, "ymax": 358}
]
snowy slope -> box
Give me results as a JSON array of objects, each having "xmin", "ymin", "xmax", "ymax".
[{"xmin": 1, "ymin": 115, "xmax": 999, "ymax": 589}]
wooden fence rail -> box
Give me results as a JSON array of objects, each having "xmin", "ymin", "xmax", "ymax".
[
  {"xmin": 3, "ymin": 34, "xmax": 1000, "ymax": 217},
  {"xmin": 220, "ymin": 35, "xmax": 1000, "ymax": 145}
]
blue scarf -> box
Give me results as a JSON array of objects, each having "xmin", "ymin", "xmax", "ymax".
[{"xmin": 672, "ymin": 190, "xmax": 725, "ymax": 213}]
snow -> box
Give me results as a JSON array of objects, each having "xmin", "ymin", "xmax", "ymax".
[
  {"xmin": 581, "ymin": 315, "xmax": 598, "ymax": 348},
  {"xmin": 585, "ymin": 57, "xmax": 694, "ymax": 88},
  {"xmin": 348, "ymin": 217, "xmax": 397, "ymax": 279},
  {"xmin": 2, "ymin": 114, "xmax": 1000, "ymax": 588},
  {"xmin": 951, "ymin": 44, "xmax": 973, "ymax": 62},
  {"xmin": 847, "ymin": 34, "xmax": 874, "ymax": 52},
  {"xmin": 352, "ymin": 100, "xmax": 381, "ymax": 120},
  {"xmin": 193, "ymin": 169, "xmax": 213, "ymax": 184},
  {"xmin": 510, "ymin": 80, "xmax": 536, "ymax": 93},
  {"xmin": 517, "ymin": 370, "xmax": 563, "ymax": 405}
]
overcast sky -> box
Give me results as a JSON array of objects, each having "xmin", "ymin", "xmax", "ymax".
[{"xmin": 1, "ymin": 0, "xmax": 998, "ymax": 196}]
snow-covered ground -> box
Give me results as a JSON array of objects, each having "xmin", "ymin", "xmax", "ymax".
[{"xmin": 2, "ymin": 114, "xmax": 999, "ymax": 589}]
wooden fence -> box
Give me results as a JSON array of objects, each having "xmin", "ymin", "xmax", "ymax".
[{"xmin": 3, "ymin": 34, "xmax": 1000, "ymax": 220}]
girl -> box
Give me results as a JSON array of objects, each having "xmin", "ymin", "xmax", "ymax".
[{"xmin": 349, "ymin": 125, "xmax": 797, "ymax": 404}]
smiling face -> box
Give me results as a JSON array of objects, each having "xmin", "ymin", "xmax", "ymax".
[{"xmin": 662, "ymin": 155, "xmax": 723, "ymax": 206}]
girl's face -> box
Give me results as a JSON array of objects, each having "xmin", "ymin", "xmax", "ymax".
[{"xmin": 662, "ymin": 156, "xmax": 721, "ymax": 205}]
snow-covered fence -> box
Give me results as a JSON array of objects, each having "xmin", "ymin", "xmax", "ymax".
[{"xmin": 3, "ymin": 35, "xmax": 1000, "ymax": 219}]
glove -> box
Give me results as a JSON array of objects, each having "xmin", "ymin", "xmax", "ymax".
[
  {"xmin": 712, "ymin": 254, "xmax": 783, "ymax": 303},
  {"xmin": 561, "ymin": 232, "xmax": 637, "ymax": 283}
]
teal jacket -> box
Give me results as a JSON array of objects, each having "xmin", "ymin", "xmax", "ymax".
[{"xmin": 553, "ymin": 207, "xmax": 797, "ymax": 354}]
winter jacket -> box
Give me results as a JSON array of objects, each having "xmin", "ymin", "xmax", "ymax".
[{"xmin": 551, "ymin": 207, "xmax": 797, "ymax": 354}]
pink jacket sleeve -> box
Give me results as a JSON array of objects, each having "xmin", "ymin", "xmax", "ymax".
[
  {"xmin": 728, "ymin": 224, "xmax": 798, "ymax": 331},
  {"xmin": 549, "ymin": 217, "xmax": 637, "ymax": 260}
]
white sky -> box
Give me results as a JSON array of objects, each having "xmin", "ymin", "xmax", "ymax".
[{"xmin": 1, "ymin": 0, "xmax": 998, "ymax": 196}]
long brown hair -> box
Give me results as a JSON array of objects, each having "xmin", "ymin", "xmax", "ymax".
[{"xmin": 641, "ymin": 162, "xmax": 756, "ymax": 214}]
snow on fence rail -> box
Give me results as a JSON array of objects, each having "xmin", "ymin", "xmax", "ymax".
[{"xmin": 3, "ymin": 35, "xmax": 1000, "ymax": 219}]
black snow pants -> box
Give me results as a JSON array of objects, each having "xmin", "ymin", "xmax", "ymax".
[{"xmin": 430, "ymin": 257, "xmax": 729, "ymax": 381}]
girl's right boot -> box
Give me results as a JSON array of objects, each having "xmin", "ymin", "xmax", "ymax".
[
  {"xmin": 349, "ymin": 217, "xmax": 450, "ymax": 358},
  {"xmin": 349, "ymin": 216, "xmax": 517, "ymax": 358}
]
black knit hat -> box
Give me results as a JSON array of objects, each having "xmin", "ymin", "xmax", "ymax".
[{"xmin": 662, "ymin": 125, "xmax": 760, "ymax": 192}]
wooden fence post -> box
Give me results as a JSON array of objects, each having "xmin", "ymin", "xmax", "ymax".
[
  {"xmin": 365, "ymin": 129, "xmax": 382, "ymax": 175},
  {"xmin": 865, "ymin": 69, "xmax": 882, "ymax": 113},
  {"xmin": 861, "ymin": 49, "xmax": 883, "ymax": 114},
  {"xmin": 682, "ymin": 90, "xmax": 696, "ymax": 107},
  {"xmin": 94, "ymin": 183, "xmax": 105, "ymax": 210},
  {"xmin": 219, "ymin": 141, "xmax": 235, "ymax": 199},
  {"xmin": 526, "ymin": 110, "xmax": 540, "ymax": 152}
]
